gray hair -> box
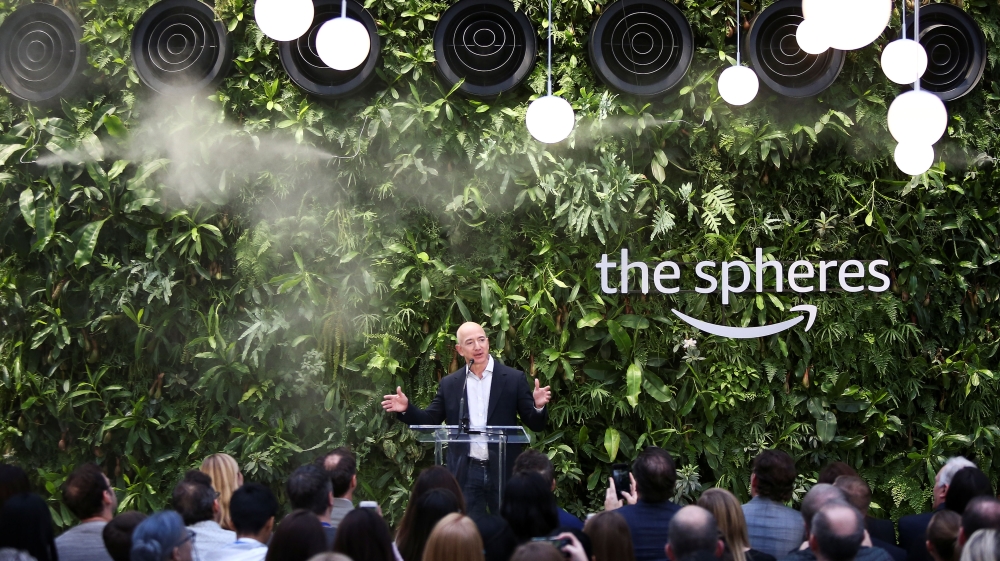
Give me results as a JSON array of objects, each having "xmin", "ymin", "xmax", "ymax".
[
  {"xmin": 959, "ymin": 529, "xmax": 999, "ymax": 561},
  {"xmin": 938, "ymin": 457, "xmax": 976, "ymax": 488}
]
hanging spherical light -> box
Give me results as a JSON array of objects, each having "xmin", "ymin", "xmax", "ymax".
[
  {"xmin": 316, "ymin": 16, "xmax": 372, "ymax": 71},
  {"xmin": 255, "ymin": 0, "xmax": 314, "ymax": 42},
  {"xmin": 802, "ymin": 0, "xmax": 891, "ymax": 51},
  {"xmin": 795, "ymin": 17, "xmax": 832, "ymax": 55},
  {"xmin": 718, "ymin": 66, "xmax": 760, "ymax": 106},
  {"xmin": 894, "ymin": 142, "xmax": 935, "ymax": 176},
  {"xmin": 526, "ymin": 95, "xmax": 575, "ymax": 144},
  {"xmin": 887, "ymin": 90, "xmax": 948, "ymax": 145},
  {"xmin": 881, "ymin": 38, "xmax": 928, "ymax": 85}
]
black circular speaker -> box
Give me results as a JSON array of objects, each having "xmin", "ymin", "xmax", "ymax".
[
  {"xmin": 131, "ymin": 0, "xmax": 233, "ymax": 95},
  {"xmin": 0, "ymin": 4, "xmax": 85, "ymax": 103},
  {"xmin": 434, "ymin": 0, "xmax": 537, "ymax": 99},
  {"xmin": 903, "ymin": 5, "xmax": 986, "ymax": 102},
  {"xmin": 747, "ymin": 0, "xmax": 845, "ymax": 98},
  {"xmin": 587, "ymin": 0, "xmax": 693, "ymax": 97},
  {"xmin": 279, "ymin": 0, "xmax": 380, "ymax": 100}
]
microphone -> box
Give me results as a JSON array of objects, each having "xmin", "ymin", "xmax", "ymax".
[{"xmin": 459, "ymin": 358, "xmax": 473, "ymax": 434}]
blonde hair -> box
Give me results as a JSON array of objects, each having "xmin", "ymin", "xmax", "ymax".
[
  {"xmin": 697, "ymin": 488, "xmax": 750, "ymax": 561},
  {"xmin": 200, "ymin": 453, "xmax": 241, "ymax": 531},
  {"xmin": 421, "ymin": 513, "xmax": 484, "ymax": 561},
  {"xmin": 960, "ymin": 529, "xmax": 999, "ymax": 561}
]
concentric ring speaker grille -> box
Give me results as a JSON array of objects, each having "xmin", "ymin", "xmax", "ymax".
[
  {"xmin": 0, "ymin": 4, "xmax": 85, "ymax": 103},
  {"xmin": 434, "ymin": 0, "xmax": 537, "ymax": 99},
  {"xmin": 588, "ymin": 0, "xmax": 693, "ymax": 97},
  {"xmin": 131, "ymin": 0, "xmax": 233, "ymax": 95},
  {"xmin": 279, "ymin": 0, "xmax": 380, "ymax": 100},
  {"xmin": 747, "ymin": 0, "xmax": 844, "ymax": 98},
  {"xmin": 903, "ymin": 4, "xmax": 986, "ymax": 101}
]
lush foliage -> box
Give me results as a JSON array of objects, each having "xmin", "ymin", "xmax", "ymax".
[{"xmin": 1, "ymin": 0, "xmax": 999, "ymax": 526}]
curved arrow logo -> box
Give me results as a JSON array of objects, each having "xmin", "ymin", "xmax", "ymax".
[{"xmin": 672, "ymin": 305, "xmax": 817, "ymax": 339}]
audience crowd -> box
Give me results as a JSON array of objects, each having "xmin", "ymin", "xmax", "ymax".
[{"xmin": 0, "ymin": 448, "xmax": 999, "ymax": 561}]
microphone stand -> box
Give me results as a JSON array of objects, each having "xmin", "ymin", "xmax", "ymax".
[{"xmin": 459, "ymin": 359, "xmax": 473, "ymax": 434}]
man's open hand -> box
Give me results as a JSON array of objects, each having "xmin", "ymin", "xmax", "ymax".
[
  {"xmin": 533, "ymin": 378, "xmax": 552, "ymax": 409},
  {"xmin": 381, "ymin": 386, "xmax": 409, "ymax": 413}
]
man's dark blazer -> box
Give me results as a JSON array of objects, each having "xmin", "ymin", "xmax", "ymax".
[
  {"xmin": 396, "ymin": 362, "xmax": 547, "ymax": 485},
  {"xmin": 899, "ymin": 510, "xmax": 938, "ymax": 561},
  {"xmin": 867, "ymin": 517, "xmax": 897, "ymax": 546}
]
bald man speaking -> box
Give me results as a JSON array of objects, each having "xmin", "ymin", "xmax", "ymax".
[{"xmin": 382, "ymin": 322, "xmax": 552, "ymax": 516}]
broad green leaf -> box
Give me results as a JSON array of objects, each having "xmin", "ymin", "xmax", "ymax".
[
  {"xmin": 604, "ymin": 427, "xmax": 621, "ymax": 463},
  {"xmin": 626, "ymin": 362, "xmax": 642, "ymax": 407},
  {"xmin": 73, "ymin": 219, "xmax": 108, "ymax": 268},
  {"xmin": 577, "ymin": 312, "xmax": 603, "ymax": 329},
  {"xmin": 19, "ymin": 189, "xmax": 35, "ymax": 227},
  {"xmin": 607, "ymin": 320, "xmax": 632, "ymax": 357},
  {"xmin": 420, "ymin": 275, "xmax": 431, "ymax": 303},
  {"xmin": 642, "ymin": 372, "xmax": 672, "ymax": 403},
  {"xmin": 390, "ymin": 266, "xmax": 415, "ymax": 289}
]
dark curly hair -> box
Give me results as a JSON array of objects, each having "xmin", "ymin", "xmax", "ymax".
[{"xmin": 752, "ymin": 450, "xmax": 796, "ymax": 503}]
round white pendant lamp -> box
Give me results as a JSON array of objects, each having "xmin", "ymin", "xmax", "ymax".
[
  {"xmin": 888, "ymin": 90, "xmax": 947, "ymax": 145},
  {"xmin": 526, "ymin": 0, "xmax": 574, "ymax": 143},
  {"xmin": 316, "ymin": 0, "xmax": 372, "ymax": 71},
  {"xmin": 894, "ymin": 142, "xmax": 935, "ymax": 176},
  {"xmin": 800, "ymin": 0, "xmax": 891, "ymax": 52},
  {"xmin": 719, "ymin": 0, "xmax": 759, "ymax": 106},
  {"xmin": 255, "ymin": 0, "xmax": 314, "ymax": 42},
  {"xmin": 795, "ymin": 18, "xmax": 831, "ymax": 55},
  {"xmin": 882, "ymin": 39, "xmax": 928, "ymax": 85}
]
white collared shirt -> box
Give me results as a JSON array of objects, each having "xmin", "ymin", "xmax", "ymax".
[{"xmin": 466, "ymin": 356, "xmax": 494, "ymax": 460}]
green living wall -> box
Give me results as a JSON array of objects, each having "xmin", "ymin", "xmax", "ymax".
[{"xmin": 1, "ymin": 0, "xmax": 1000, "ymax": 526}]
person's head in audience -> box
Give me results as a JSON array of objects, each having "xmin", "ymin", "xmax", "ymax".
[
  {"xmin": 317, "ymin": 448, "xmax": 357, "ymax": 501},
  {"xmin": 697, "ymin": 488, "xmax": 752, "ymax": 561},
  {"xmin": 585, "ymin": 510, "xmax": 635, "ymax": 561},
  {"xmin": 500, "ymin": 471, "xmax": 559, "ymax": 543},
  {"xmin": 331, "ymin": 507, "xmax": 394, "ymax": 561},
  {"xmin": 395, "ymin": 488, "xmax": 461, "ymax": 561},
  {"xmin": 200, "ymin": 453, "xmax": 242, "ymax": 531},
  {"xmin": 958, "ymin": 529, "xmax": 999, "ymax": 561},
  {"xmin": 926, "ymin": 510, "xmax": 961, "ymax": 561},
  {"xmin": 0, "ymin": 465, "xmax": 29, "ymax": 510},
  {"xmin": 800, "ymin": 484, "xmax": 847, "ymax": 537},
  {"xmin": 959, "ymin": 497, "xmax": 1000, "ymax": 549},
  {"xmin": 474, "ymin": 514, "xmax": 518, "ymax": 561},
  {"xmin": 510, "ymin": 542, "xmax": 563, "ymax": 561},
  {"xmin": 809, "ymin": 502, "xmax": 865, "ymax": 561},
  {"xmin": 103, "ymin": 511, "xmax": 148, "ymax": 561},
  {"xmin": 63, "ymin": 463, "xmax": 116, "ymax": 523},
  {"xmin": 666, "ymin": 505, "xmax": 724, "ymax": 561},
  {"xmin": 833, "ymin": 476, "xmax": 874, "ymax": 517},
  {"xmin": 408, "ymin": 466, "xmax": 466, "ymax": 513},
  {"xmin": 422, "ymin": 512, "xmax": 485, "ymax": 561},
  {"xmin": 287, "ymin": 465, "xmax": 334, "ymax": 522},
  {"xmin": 631, "ymin": 446, "xmax": 677, "ymax": 504},
  {"xmin": 231, "ymin": 482, "xmax": 279, "ymax": 544},
  {"xmin": 0, "ymin": 493, "xmax": 58, "ymax": 561},
  {"xmin": 307, "ymin": 555, "xmax": 353, "ymax": 561},
  {"xmin": 172, "ymin": 470, "xmax": 218, "ymax": 526},
  {"xmin": 751, "ymin": 450, "xmax": 796, "ymax": 503},
  {"xmin": 946, "ymin": 468, "xmax": 994, "ymax": 514},
  {"xmin": 935, "ymin": 457, "xmax": 976, "ymax": 509},
  {"xmin": 818, "ymin": 463, "xmax": 859, "ymax": 485},
  {"xmin": 265, "ymin": 510, "xmax": 328, "ymax": 561},
  {"xmin": 131, "ymin": 510, "xmax": 194, "ymax": 561},
  {"xmin": 514, "ymin": 450, "xmax": 562, "ymax": 494}
]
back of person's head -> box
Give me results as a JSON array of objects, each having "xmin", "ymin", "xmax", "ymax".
[
  {"xmin": 510, "ymin": 542, "xmax": 563, "ymax": 561},
  {"xmin": 0, "ymin": 493, "xmax": 57, "ymax": 561},
  {"xmin": 833, "ymin": 476, "xmax": 872, "ymax": 517},
  {"xmin": 331, "ymin": 508, "xmax": 394, "ymax": 561},
  {"xmin": 801, "ymin": 484, "xmax": 847, "ymax": 534},
  {"xmin": 818, "ymin": 463, "xmax": 859, "ymax": 485},
  {"xmin": 752, "ymin": 450, "xmax": 797, "ymax": 503},
  {"xmin": 287, "ymin": 465, "xmax": 332, "ymax": 515},
  {"xmin": 307, "ymin": 555, "xmax": 353, "ymax": 561},
  {"xmin": 410, "ymin": 466, "xmax": 466, "ymax": 513},
  {"xmin": 946, "ymin": 468, "xmax": 994, "ymax": 514},
  {"xmin": 939, "ymin": 458, "xmax": 977, "ymax": 489},
  {"xmin": 513, "ymin": 450, "xmax": 556, "ymax": 488},
  {"xmin": 810, "ymin": 502, "xmax": 865, "ymax": 561},
  {"xmin": 668, "ymin": 506, "xmax": 721, "ymax": 560},
  {"xmin": 585, "ymin": 510, "xmax": 635, "ymax": 561},
  {"xmin": 172, "ymin": 470, "xmax": 216, "ymax": 526},
  {"xmin": 422, "ymin": 513, "xmax": 485, "ymax": 561},
  {"xmin": 131, "ymin": 510, "xmax": 187, "ymax": 561},
  {"xmin": 500, "ymin": 472, "xmax": 558, "ymax": 543},
  {"xmin": 317, "ymin": 448, "xmax": 357, "ymax": 499},
  {"xmin": 697, "ymin": 488, "xmax": 749, "ymax": 561},
  {"xmin": 474, "ymin": 514, "xmax": 518, "ymax": 561},
  {"xmin": 958, "ymin": 529, "xmax": 1000, "ymax": 561},
  {"xmin": 927, "ymin": 510, "xmax": 961, "ymax": 561},
  {"xmin": 200, "ymin": 453, "xmax": 240, "ymax": 531},
  {"xmin": 266, "ymin": 510, "xmax": 328, "ymax": 561},
  {"xmin": 0, "ymin": 465, "xmax": 30, "ymax": 510},
  {"xmin": 0, "ymin": 549, "xmax": 36, "ymax": 561},
  {"xmin": 395, "ymin": 488, "xmax": 461, "ymax": 561},
  {"xmin": 63, "ymin": 463, "xmax": 110, "ymax": 520},
  {"xmin": 230, "ymin": 483, "xmax": 278, "ymax": 537},
  {"xmin": 103, "ymin": 511, "xmax": 148, "ymax": 561},
  {"xmin": 632, "ymin": 447, "xmax": 677, "ymax": 504},
  {"xmin": 961, "ymin": 497, "xmax": 1000, "ymax": 542}
]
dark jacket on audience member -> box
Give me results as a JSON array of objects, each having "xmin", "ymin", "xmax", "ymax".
[
  {"xmin": 899, "ymin": 510, "xmax": 938, "ymax": 561},
  {"xmin": 870, "ymin": 537, "xmax": 906, "ymax": 561},
  {"xmin": 779, "ymin": 546, "xmax": 894, "ymax": 561},
  {"xmin": 867, "ymin": 517, "xmax": 897, "ymax": 546},
  {"xmin": 616, "ymin": 499, "xmax": 683, "ymax": 561},
  {"xmin": 557, "ymin": 507, "xmax": 584, "ymax": 531}
]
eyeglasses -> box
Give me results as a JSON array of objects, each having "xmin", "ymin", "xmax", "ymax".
[{"xmin": 177, "ymin": 529, "xmax": 196, "ymax": 547}]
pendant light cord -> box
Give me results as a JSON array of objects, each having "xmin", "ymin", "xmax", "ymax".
[
  {"xmin": 735, "ymin": 0, "xmax": 741, "ymax": 66},
  {"xmin": 900, "ymin": 0, "xmax": 906, "ymax": 41},
  {"xmin": 341, "ymin": 0, "xmax": 347, "ymax": 18},
  {"xmin": 913, "ymin": 0, "xmax": 920, "ymax": 91},
  {"xmin": 547, "ymin": 0, "xmax": 553, "ymax": 96}
]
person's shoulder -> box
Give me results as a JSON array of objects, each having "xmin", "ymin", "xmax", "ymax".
[
  {"xmin": 898, "ymin": 511, "xmax": 932, "ymax": 526},
  {"xmin": 492, "ymin": 361, "xmax": 525, "ymax": 378},
  {"xmin": 776, "ymin": 548, "xmax": 814, "ymax": 561},
  {"xmin": 858, "ymin": 546, "xmax": 895, "ymax": 561},
  {"xmin": 748, "ymin": 549, "xmax": 778, "ymax": 561}
]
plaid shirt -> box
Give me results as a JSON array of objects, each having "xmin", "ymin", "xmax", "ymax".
[{"xmin": 742, "ymin": 496, "xmax": 805, "ymax": 559}]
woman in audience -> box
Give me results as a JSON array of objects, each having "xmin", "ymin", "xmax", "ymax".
[
  {"xmin": 698, "ymin": 488, "xmax": 776, "ymax": 561},
  {"xmin": 0, "ymin": 493, "xmax": 58, "ymax": 561},
  {"xmin": 395, "ymin": 489, "xmax": 461, "ymax": 561},
  {"xmin": 945, "ymin": 468, "xmax": 994, "ymax": 514},
  {"xmin": 395, "ymin": 466, "xmax": 466, "ymax": 544},
  {"xmin": 473, "ymin": 515, "xmax": 518, "ymax": 561},
  {"xmin": 421, "ymin": 513, "xmax": 484, "ymax": 561},
  {"xmin": 500, "ymin": 472, "xmax": 558, "ymax": 543},
  {"xmin": 131, "ymin": 511, "xmax": 194, "ymax": 561},
  {"xmin": 0, "ymin": 465, "xmax": 30, "ymax": 510},
  {"xmin": 584, "ymin": 511, "xmax": 634, "ymax": 561},
  {"xmin": 509, "ymin": 541, "xmax": 572, "ymax": 561},
  {"xmin": 201, "ymin": 453, "xmax": 243, "ymax": 531},
  {"xmin": 958, "ymin": 529, "xmax": 998, "ymax": 561},
  {"xmin": 926, "ymin": 510, "xmax": 961, "ymax": 561},
  {"xmin": 332, "ymin": 508, "xmax": 395, "ymax": 561},
  {"xmin": 266, "ymin": 511, "xmax": 328, "ymax": 561}
]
